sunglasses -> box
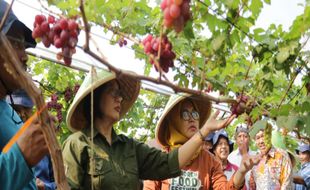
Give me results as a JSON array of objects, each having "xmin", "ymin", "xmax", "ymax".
[
  {"xmin": 106, "ymin": 88, "xmax": 128, "ymax": 100},
  {"xmin": 181, "ymin": 110, "xmax": 199, "ymax": 121}
]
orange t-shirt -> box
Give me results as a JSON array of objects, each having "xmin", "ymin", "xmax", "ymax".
[{"xmin": 143, "ymin": 150, "xmax": 241, "ymax": 190}]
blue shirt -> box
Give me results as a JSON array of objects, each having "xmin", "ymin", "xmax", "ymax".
[
  {"xmin": 0, "ymin": 99, "xmax": 37, "ymax": 190},
  {"xmin": 295, "ymin": 162, "xmax": 310, "ymax": 190},
  {"xmin": 34, "ymin": 155, "xmax": 56, "ymax": 190}
]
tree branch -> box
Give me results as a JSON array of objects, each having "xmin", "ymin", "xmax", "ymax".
[{"xmin": 79, "ymin": 0, "xmax": 90, "ymax": 51}]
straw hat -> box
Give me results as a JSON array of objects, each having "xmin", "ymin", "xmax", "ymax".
[
  {"xmin": 66, "ymin": 69, "xmax": 140, "ymax": 132},
  {"xmin": 155, "ymin": 93, "xmax": 212, "ymax": 147}
]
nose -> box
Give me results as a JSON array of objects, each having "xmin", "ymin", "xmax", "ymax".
[
  {"xmin": 258, "ymin": 137, "xmax": 264, "ymax": 144},
  {"xmin": 20, "ymin": 51, "xmax": 28, "ymax": 64},
  {"xmin": 115, "ymin": 95, "xmax": 123, "ymax": 103},
  {"xmin": 16, "ymin": 49, "xmax": 28, "ymax": 70},
  {"xmin": 188, "ymin": 115, "xmax": 194, "ymax": 121}
]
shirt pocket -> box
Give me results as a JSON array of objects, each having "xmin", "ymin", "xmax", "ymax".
[
  {"xmin": 86, "ymin": 155, "xmax": 112, "ymax": 189},
  {"xmin": 122, "ymin": 153, "xmax": 138, "ymax": 175},
  {"xmin": 120, "ymin": 153, "xmax": 140, "ymax": 188}
]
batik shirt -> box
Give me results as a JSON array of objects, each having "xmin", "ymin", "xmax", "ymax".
[{"xmin": 250, "ymin": 147, "xmax": 293, "ymax": 190}]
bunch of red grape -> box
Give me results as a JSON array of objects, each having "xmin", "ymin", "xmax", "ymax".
[
  {"xmin": 47, "ymin": 93, "xmax": 63, "ymax": 122},
  {"xmin": 230, "ymin": 95, "xmax": 256, "ymax": 116},
  {"xmin": 161, "ymin": 0, "xmax": 191, "ymax": 33},
  {"xmin": 64, "ymin": 87, "xmax": 73, "ymax": 102},
  {"xmin": 64, "ymin": 84, "xmax": 80, "ymax": 102},
  {"xmin": 230, "ymin": 95, "xmax": 248, "ymax": 116},
  {"xmin": 142, "ymin": 34, "xmax": 176, "ymax": 73},
  {"xmin": 32, "ymin": 15, "xmax": 79, "ymax": 65},
  {"xmin": 46, "ymin": 84, "xmax": 80, "ymax": 123},
  {"xmin": 118, "ymin": 37, "xmax": 127, "ymax": 47}
]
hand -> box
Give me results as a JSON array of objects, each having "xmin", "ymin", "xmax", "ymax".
[
  {"xmin": 200, "ymin": 110, "xmax": 236, "ymax": 136},
  {"xmin": 36, "ymin": 178, "xmax": 45, "ymax": 190},
  {"xmin": 239, "ymin": 142, "xmax": 248, "ymax": 156},
  {"xmin": 239, "ymin": 154, "xmax": 261, "ymax": 174},
  {"xmin": 17, "ymin": 116, "xmax": 48, "ymax": 167}
]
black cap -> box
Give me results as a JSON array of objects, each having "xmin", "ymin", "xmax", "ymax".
[{"xmin": 0, "ymin": 0, "xmax": 36, "ymax": 48}]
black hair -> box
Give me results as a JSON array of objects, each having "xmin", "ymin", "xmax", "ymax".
[
  {"xmin": 83, "ymin": 80, "xmax": 121, "ymax": 124},
  {"xmin": 211, "ymin": 135, "xmax": 233, "ymax": 154},
  {"xmin": 83, "ymin": 83, "xmax": 108, "ymax": 124}
]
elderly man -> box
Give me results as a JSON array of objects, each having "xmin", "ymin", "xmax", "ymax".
[
  {"xmin": 228, "ymin": 125, "xmax": 256, "ymax": 189},
  {"xmin": 294, "ymin": 143, "xmax": 310, "ymax": 190},
  {"xmin": 0, "ymin": 1, "xmax": 49, "ymax": 189},
  {"xmin": 249, "ymin": 123, "xmax": 293, "ymax": 190}
]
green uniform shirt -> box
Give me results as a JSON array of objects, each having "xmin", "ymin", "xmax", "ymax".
[{"xmin": 62, "ymin": 127, "xmax": 181, "ymax": 190}]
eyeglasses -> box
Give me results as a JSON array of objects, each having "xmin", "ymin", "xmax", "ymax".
[
  {"xmin": 181, "ymin": 110, "xmax": 199, "ymax": 121},
  {"xmin": 106, "ymin": 88, "xmax": 127, "ymax": 100}
]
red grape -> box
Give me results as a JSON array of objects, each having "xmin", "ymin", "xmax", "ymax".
[
  {"xmin": 32, "ymin": 15, "xmax": 80, "ymax": 66},
  {"xmin": 161, "ymin": 0, "xmax": 191, "ymax": 33}
]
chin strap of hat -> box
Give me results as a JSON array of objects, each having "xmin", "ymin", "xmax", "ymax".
[
  {"xmin": 90, "ymin": 66, "xmax": 95, "ymax": 190},
  {"xmin": 0, "ymin": 76, "xmax": 12, "ymax": 95}
]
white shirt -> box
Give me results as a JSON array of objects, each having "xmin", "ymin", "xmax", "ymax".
[{"xmin": 228, "ymin": 148, "xmax": 257, "ymax": 190}]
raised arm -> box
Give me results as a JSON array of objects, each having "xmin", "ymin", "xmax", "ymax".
[{"xmin": 178, "ymin": 110, "xmax": 235, "ymax": 168}]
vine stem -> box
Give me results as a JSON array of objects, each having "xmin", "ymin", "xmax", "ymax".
[
  {"xmin": 37, "ymin": 0, "xmax": 63, "ymax": 18},
  {"xmin": 80, "ymin": 0, "xmax": 90, "ymax": 51},
  {"xmin": 157, "ymin": 24, "xmax": 164, "ymax": 80},
  {"xmin": 101, "ymin": 23, "xmax": 140, "ymax": 44},
  {"xmin": 277, "ymin": 71, "xmax": 299, "ymax": 109},
  {"xmin": 240, "ymin": 56, "xmax": 254, "ymax": 98},
  {"xmin": 288, "ymin": 82, "xmax": 306, "ymax": 103},
  {"xmin": 85, "ymin": 46, "xmax": 236, "ymax": 104}
]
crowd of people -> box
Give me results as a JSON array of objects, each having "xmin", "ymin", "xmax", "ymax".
[{"xmin": 0, "ymin": 0, "xmax": 309, "ymax": 189}]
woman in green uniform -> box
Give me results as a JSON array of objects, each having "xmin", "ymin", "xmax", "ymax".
[{"xmin": 62, "ymin": 69, "xmax": 235, "ymax": 190}]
